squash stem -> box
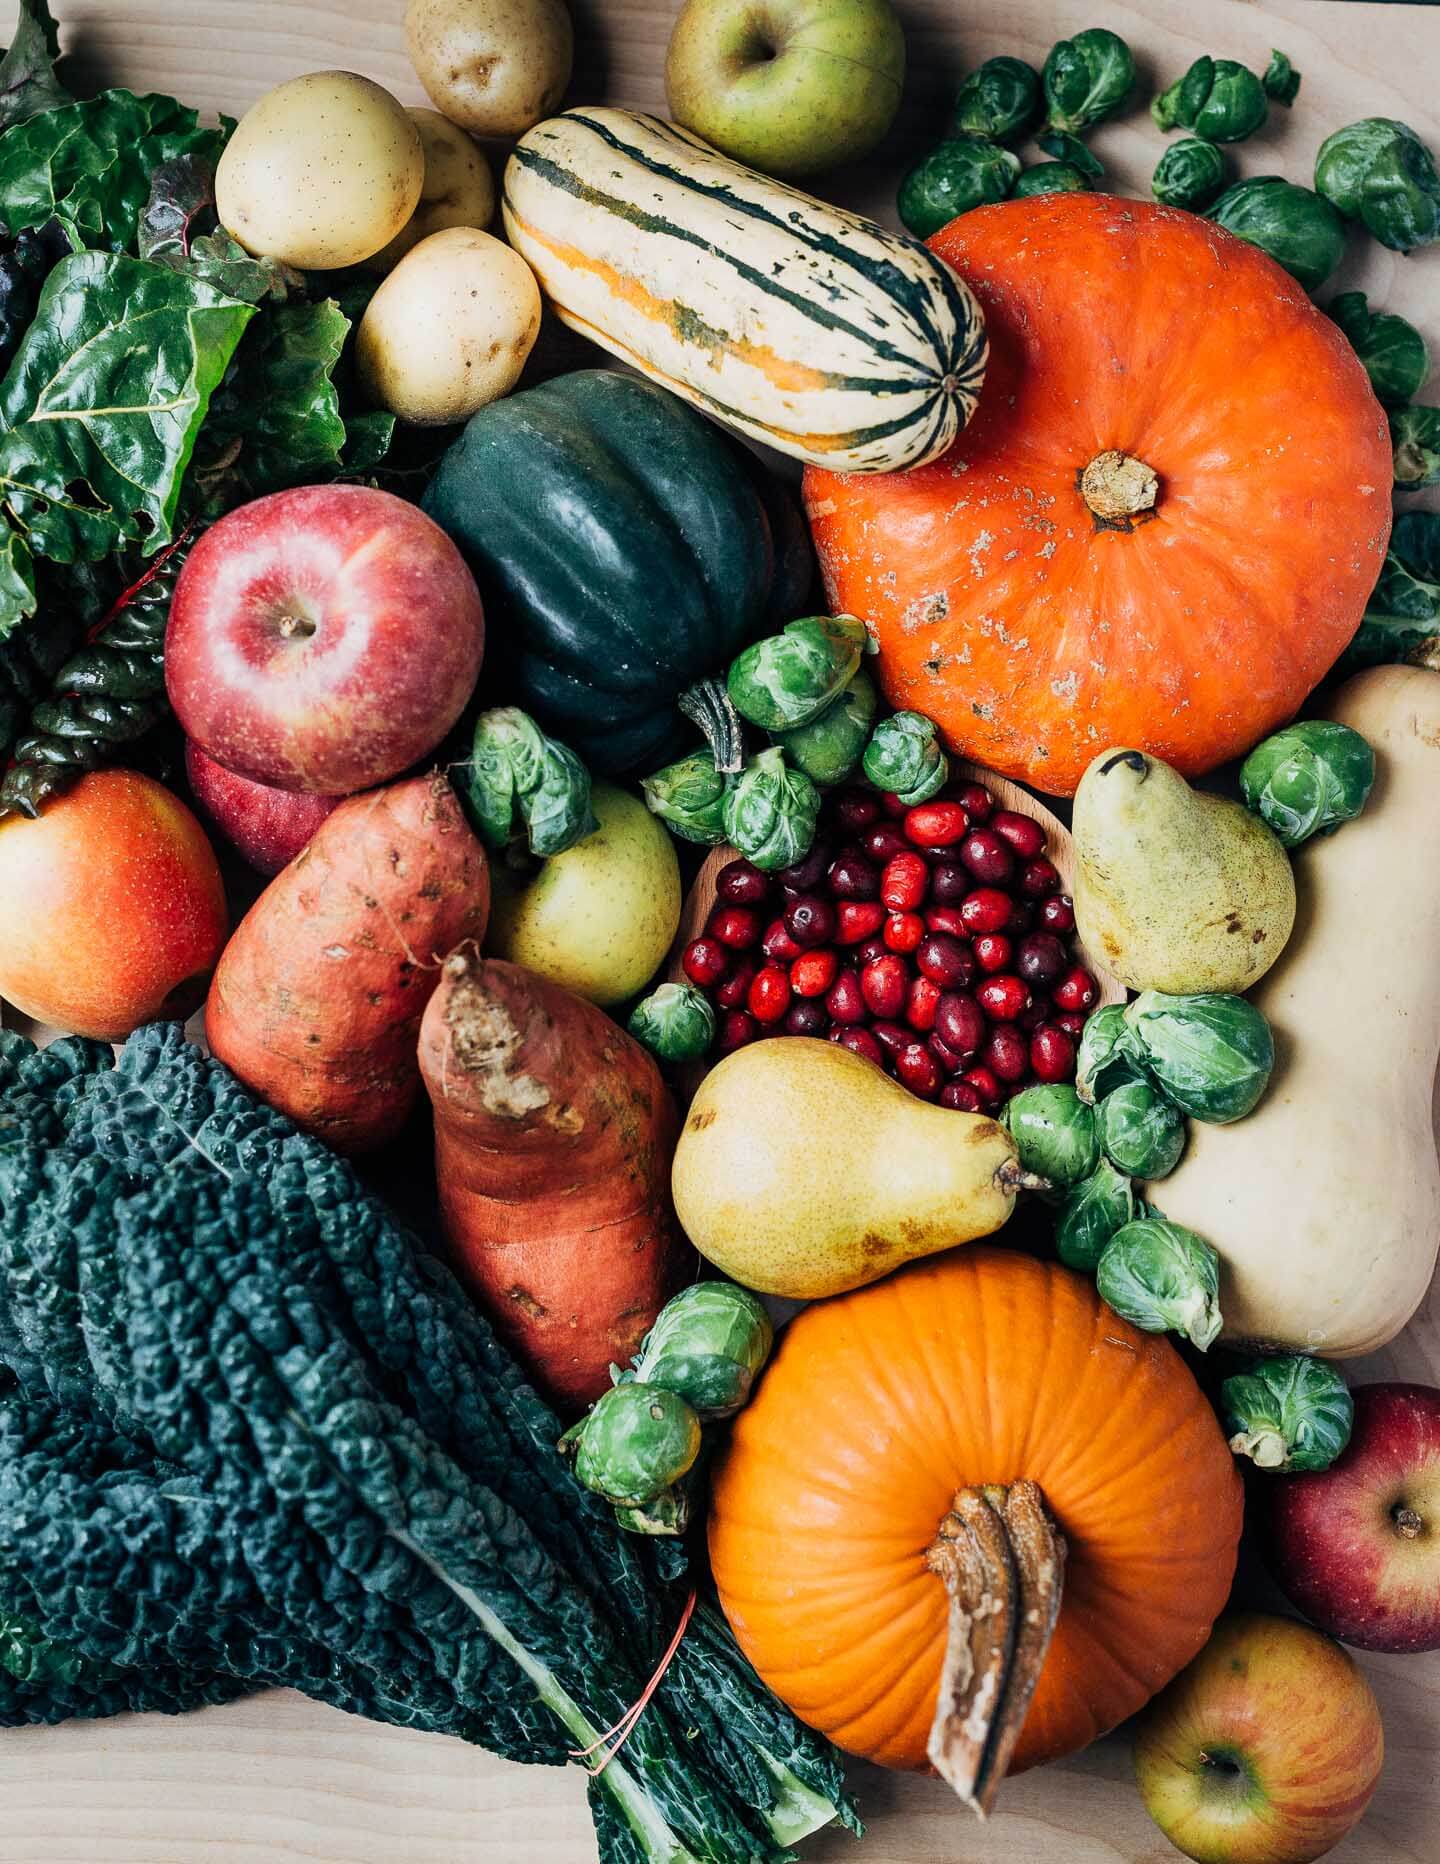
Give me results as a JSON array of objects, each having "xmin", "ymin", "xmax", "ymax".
[
  {"xmin": 678, "ymin": 679, "xmax": 746, "ymax": 775},
  {"xmin": 1080, "ymin": 450, "xmax": 1160, "ymax": 529}
]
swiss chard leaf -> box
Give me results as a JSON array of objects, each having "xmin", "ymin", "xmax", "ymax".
[
  {"xmin": 140, "ymin": 155, "xmax": 302, "ymax": 305},
  {"xmin": 0, "ymin": 218, "xmax": 76, "ymax": 377},
  {"xmin": 0, "ymin": 530, "xmax": 35, "ymax": 632},
  {"xmin": 0, "ymin": 0, "xmax": 70, "ymax": 136}
]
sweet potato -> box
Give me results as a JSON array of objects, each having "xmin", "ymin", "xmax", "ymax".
[
  {"xmin": 206, "ymin": 771, "xmax": 489, "ymax": 1153},
  {"xmin": 418, "ymin": 951, "xmax": 689, "ymax": 1411}
]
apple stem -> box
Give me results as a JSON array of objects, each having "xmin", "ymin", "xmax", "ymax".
[{"xmin": 1394, "ymin": 1505, "xmax": 1423, "ymax": 1539}]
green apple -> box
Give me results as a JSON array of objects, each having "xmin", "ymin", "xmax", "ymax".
[
  {"xmin": 487, "ymin": 781, "xmax": 681, "ymax": 1007},
  {"xmin": 664, "ymin": 0, "xmax": 905, "ymax": 179}
]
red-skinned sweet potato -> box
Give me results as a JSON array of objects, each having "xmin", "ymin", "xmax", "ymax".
[
  {"xmin": 418, "ymin": 952, "xmax": 689, "ymax": 1411},
  {"xmin": 206, "ymin": 771, "xmax": 489, "ymax": 1152}
]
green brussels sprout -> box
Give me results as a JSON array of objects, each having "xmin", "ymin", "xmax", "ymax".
[
  {"xmin": 1003, "ymin": 1084, "xmax": 1100, "ymax": 1189},
  {"xmin": 1054, "ymin": 1159, "xmax": 1135, "ymax": 1273},
  {"xmin": 1208, "ymin": 177, "xmax": 1347, "ymax": 292},
  {"xmin": 462, "ymin": 707, "xmax": 597, "ymax": 859},
  {"xmin": 566, "ymin": 1382, "xmax": 702, "ymax": 1508},
  {"xmin": 1042, "ymin": 28, "xmax": 1135, "ymax": 135},
  {"xmin": 612, "ymin": 1481, "xmax": 692, "ymax": 1538},
  {"xmin": 1327, "ymin": 291, "xmax": 1430, "ymax": 407},
  {"xmin": 1096, "ymin": 1081, "xmax": 1187, "ymax": 1181},
  {"xmin": 952, "ymin": 56, "xmax": 1042, "ymax": 144},
  {"xmin": 898, "ymin": 139, "xmax": 1020, "ymax": 239},
  {"xmin": 1075, "ymin": 1003, "xmax": 1146, "ymax": 1105},
  {"xmin": 772, "ymin": 668, "xmax": 877, "ymax": 788},
  {"xmin": 641, "ymin": 750, "xmax": 732, "ymax": 846},
  {"xmin": 1340, "ymin": 510, "xmax": 1440, "ymax": 676},
  {"xmin": 1122, "ymin": 991, "xmax": 1274, "ymax": 1125},
  {"xmin": 1035, "ymin": 129, "xmax": 1103, "ymax": 180},
  {"xmin": 630, "ymin": 1281, "xmax": 774, "ymax": 1420},
  {"xmin": 1152, "ymin": 56, "xmax": 1267, "ymax": 143},
  {"xmin": 1262, "ymin": 50, "xmax": 1300, "ymax": 107},
  {"xmin": 1221, "ymin": 1355, "xmax": 1354, "ymax": 1474},
  {"xmin": 1151, "ymin": 138, "xmax": 1228, "ymax": 211},
  {"xmin": 1012, "ymin": 162, "xmax": 1089, "ymax": 199},
  {"xmin": 1392, "ymin": 405, "xmax": 1440, "ymax": 491},
  {"xmin": 1096, "ymin": 1218, "xmax": 1223, "ymax": 1350},
  {"xmin": 727, "ymin": 614, "xmax": 867, "ymax": 733},
  {"xmin": 721, "ymin": 746, "xmax": 821, "ymax": 872},
  {"xmin": 1239, "ymin": 721, "xmax": 1376, "ymax": 848},
  {"xmin": 1315, "ymin": 118, "xmax": 1440, "ymax": 253},
  {"xmin": 861, "ymin": 710, "xmax": 948, "ymax": 805},
  {"xmin": 627, "ymin": 983, "xmax": 716, "ymax": 1064}
]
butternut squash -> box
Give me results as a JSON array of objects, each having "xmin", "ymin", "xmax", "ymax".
[{"xmin": 1156, "ymin": 667, "xmax": 1440, "ymax": 1357}]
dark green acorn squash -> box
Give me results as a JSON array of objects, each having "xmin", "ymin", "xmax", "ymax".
[{"xmin": 423, "ymin": 369, "xmax": 775, "ymax": 775}]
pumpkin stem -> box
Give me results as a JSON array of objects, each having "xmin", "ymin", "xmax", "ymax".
[
  {"xmin": 924, "ymin": 1480, "xmax": 1065, "ymax": 1819},
  {"xmin": 1080, "ymin": 451, "xmax": 1160, "ymax": 529},
  {"xmin": 678, "ymin": 679, "xmax": 746, "ymax": 775}
]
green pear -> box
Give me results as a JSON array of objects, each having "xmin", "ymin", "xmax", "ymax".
[{"xmin": 1073, "ymin": 749, "xmax": 1295, "ymax": 994}]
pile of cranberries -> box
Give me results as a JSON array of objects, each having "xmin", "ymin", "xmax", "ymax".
[{"xmin": 680, "ymin": 780, "xmax": 1100, "ymax": 1113}]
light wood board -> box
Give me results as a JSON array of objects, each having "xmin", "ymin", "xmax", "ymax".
[{"xmin": 1, "ymin": 1, "xmax": 1439, "ymax": 1860}]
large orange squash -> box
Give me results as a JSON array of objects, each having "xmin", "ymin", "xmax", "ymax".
[
  {"xmin": 708, "ymin": 1248, "xmax": 1242, "ymax": 1809},
  {"xmin": 804, "ymin": 195, "xmax": 1392, "ymax": 795}
]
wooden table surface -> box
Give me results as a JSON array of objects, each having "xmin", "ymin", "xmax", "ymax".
[{"xmin": 2, "ymin": 1, "xmax": 1439, "ymax": 1860}]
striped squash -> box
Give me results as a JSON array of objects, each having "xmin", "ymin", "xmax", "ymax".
[{"xmin": 502, "ymin": 108, "xmax": 987, "ymax": 474}]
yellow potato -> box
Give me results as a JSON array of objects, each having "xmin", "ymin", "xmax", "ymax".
[
  {"xmin": 367, "ymin": 108, "xmax": 495, "ymax": 274},
  {"xmin": 356, "ymin": 226, "xmax": 541, "ymax": 425},
  {"xmin": 217, "ymin": 71, "xmax": 423, "ymax": 270},
  {"xmin": 405, "ymin": 0, "xmax": 573, "ymax": 138}
]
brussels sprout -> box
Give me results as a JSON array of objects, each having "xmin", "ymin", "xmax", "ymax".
[
  {"xmin": 1208, "ymin": 177, "xmax": 1346, "ymax": 292},
  {"xmin": 727, "ymin": 614, "xmax": 867, "ymax": 733},
  {"xmin": 627, "ymin": 983, "xmax": 716, "ymax": 1065},
  {"xmin": 1004, "ymin": 1085, "xmax": 1100, "ymax": 1188},
  {"xmin": 1096, "ymin": 1081, "xmax": 1187, "ymax": 1181},
  {"xmin": 630, "ymin": 1281, "xmax": 774, "ymax": 1420},
  {"xmin": 1012, "ymin": 162, "xmax": 1090, "ymax": 199},
  {"xmin": 1341, "ymin": 510, "xmax": 1440, "ymax": 676},
  {"xmin": 1035, "ymin": 129, "xmax": 1103, "ymax": 180},
  {"xmin": 613, "ymin": 1481, "xmax": 692, "ymax": 1538},
  {"xmin": 1221, "ymin": 1355, "xmax": 1354, "ymax": 1474},
  {"xmin": 1122, "ymin": 991, "xmax": 1274, "ymax": 1124},
  {"xmin": 861, "ymin": 710, "xmax": 948, "ymax": 805},
  {"xmin": 1096, "ymin": 1218, "xmax": 1223, "ymax": 1350},
  {"xmin": 722, "ymin": 746, "xmax": 821, "ymax": 873},
  {"xmin": 1054, "ymin": 1159, "xmax": 1135, "ymax": 1273},
  {"xmin": 462, "ymin": 707, "xmax": 597, "ymax": 859},
  {"xmin": 1262, "ymin": 50, "xmax": 1300, "ymax": 107},
  {"xmin": 566, "ymin": 1382, "xmax": 702, "ymax": 1508},
  {"xmin": 772, "ymin": 667, "xmax": 877, "ymax": 787},
  {"xmin": 640, "ymin": 751, "xmax": 732, "ymax": 846},
  {"xmin": 1042, "ymin": 27, "xmax": 1135, "ymax": 135},
  {"xmin": 1151, "ymin": 138, "xmax": 1228, "ymax": 211},
  {"xmin": 1316, "ymin": 118, "xmax": 1440, "ymax": 253},
  {"xmin": 952, "ymin": 56, "xmax": 1042, "ymax": 144},
  {"xmin": 1327, "ymin": 291, "xmax": 1430, "ymax": 407},
  {"xmin": 1240, "ymin": 721, "xmax": 1376, "ymax": 848},
  {"xmin": 897, "ymin": 139, "xmax": 1020, "ymax": 239},
  {"xmin": 1075, "ymin": 1004, "xmax": 1143, "ymax": 1105},
  {"xmin": 1392, "ymin": 405, "xmax": 1440, "ymax": 491},
  {"xmin": 1152, "ymin": 57, "xmax": 1267, "ymax": 143}
]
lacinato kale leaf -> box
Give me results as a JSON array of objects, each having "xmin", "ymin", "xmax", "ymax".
[
  {"xmin": 0, "ymin": 0, "xmax": 70, "ymax": 135},
  {"xmin": 140, "ymin": 154, "xmax": 303, "ymax": 305}
]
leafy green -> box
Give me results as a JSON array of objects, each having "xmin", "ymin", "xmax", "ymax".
[
  {"xmin": 1262, "ymin": 50, "xmax": 1300, "ymax": 107},
  {"xmin": 1043, "ymin": 28, "xmax": 1134, "ymax": 134},
  {"xmin": 1097, "ymin": 1218, "xmax": 1223, "ymax": 1350},
  {"xmin": 1035, "ymin": 129, "xmax": 1103, "ymax": 180},
  {"xmin": 1221, "ymin": 1355, "xmax": 1353, "ymax": 1473},
  {"xmin": 1341, "ymin": 510, "xmax": 1440, "ymax": 674},
  {"xmin": 1392, "ymin": 404, "xmax": 1440, "ymax": 489},
  {"xmin": 1327, "ymin": 290, "xmax": 1429, "ymax": 406},
  {"xmin": 140, "ymin": 154, "xmax": 302, "ymax": 304},
  {"xmin": 0, "ymin": 216, "xmax": 75, "ymax": 376},
  {"xmin": 0, "ymin": 0, "xmax": 70, "ymax": 135}
]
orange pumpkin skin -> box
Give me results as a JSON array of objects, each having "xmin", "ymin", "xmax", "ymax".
[
  {"xmin": 803, "ymin": 195, "xmax": 1392, "ymax": 796},
  {"xmin": 708, "ymin": 1248, "xmax": 1243, "ymax": 1777}
]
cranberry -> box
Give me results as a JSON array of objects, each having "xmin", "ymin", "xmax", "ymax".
[
  {"xmin": 785, "ymin": 999, "xmax": 828, "ymax": 1036},
  {"xmin": 989, "ymin": 809, "xmax": 1046, "ymax": 860},
  {"xmin": 748, "ymin": 964, "xmax": 791, "ymax": 1024},
  {"xmin": 871, "ymin": 1018, "xmax": 910, "ymax": 1052},
  {"xmin": 1053, "ymin": 966, "xmax": 1099, "ymax": 1013},
  {"xmin": 896, "ymin": 1042, "xmax": 943, "ymax": 1098},
  {"xmin": 1007, "ymin": 897, "xmax": 1037, "ymax": 935},
  {"xmin": 1040, "ymin": 893, "xmax": 1076, "ymax": 934},
  {"xmin": 857, "ymin": 936, "xmax": 890, "ymax": 967},
  {"xmin": 826, "ymin": 969, "xmax": 866, "ymax": 1024},
  {"xmin": 941, "ymin": 1079, "xmax": 985, "ymax": 1112},
  {"xmin": 682, "ymin": 937, "xmax": 728, "ymax": 988},
  {"xmin": 834, "ymin": 791, "xmax": 882, "ymax": 833},
  {"xmin": 973, "ymin": 932, "xmax": 1013, "ymax": 974},
  {"xmin": 924, "ymin": 905, "xmax": 972, "ymax": 946},
  {"xmin": 1053, "ymin": 1010, "xmax": 1088, "ymax": 1041},
  {"xmin": 953, "ymin": 781, "xmax": 993, "ymax": 823},
  {"xmin": 884, "ymin": 911, "xmax": 925, "ymax": 954},
  {"xmin": 861, "ymin": 954, "xmax": 909, "ymax": 1020},
  {"xmin": 1031, "ymin": 1024, "xmax": 1077, "ymax": 1083},
  {"xmin": 1019, "ymin": 856, "xmax": 1062, "ymax": 899},
  {"xmin": 785, "ymin": 894, "xmax": 836, "ymax": 947},
  {"xmin": 834, "ymin": 1026, "xmax": 886, "ymax": 1068},
  {"xmin": 1016, "ymin": 931, "xmax": 1067, "ymax": 989},
  {"xmin": 836, "ymin": 899, "xmax": 885, "ymax": 944},
  {"xmin": 929, "ymin": 1031, "xmax": 969, "ymax": 1074},
  {"xmin": 930, "ymin": 861, "xmax": 970, "ymax": 904},
  {"xmin": 959, "ymin": 827, "xmax": 1016, "ymax": 885},
  {"xmin": 960, "ymin": 1064, "xmax": 1002, "ymax": 1109},
  {"xmin": 790, "ymin": 949, "xmax": 838, "ymax": 998},
  {"xmin": 1017, "ymin": 998, "xmax": 1050, "ymax": 1033},
  {"xmin": 916, "ymin": 932, "xmax": 971, "ymax": 988},
  {"xmin": 827, "ymin": 854, "xmax": 879, "ymax": 900},
  {"xmin": 881, "ymin": 850, "xmax": 928, "ymax": 912},
  {"xmin": 714, "ymin": 858, "xmax": 770, "ymax": 905},
  {"xmin": 977, "ymin": 974, "xmax": 1031, "ymax": 1022},
  {"xmin": 709, "ymin": 904, "xmax": 762, "ymax": 949},
  {"xmin": 879, "ymin": 790, "xmax": 910, "ymax": 817},
  {"xmin": 985, "ymin": 1023, "xmax": 1029, "ymax": 1083},
  {"xmin": 716, "ymin": 957, "xmax": 758, "ymax": 1010},
  {"xmin": 718, "ymin": 1009, "xmax": 758, "ymax": 1053},
  {"xmin": 959, "ymin": 888, "xmax": 1012, "ymax": 934},
  {"xmin": 862, "ymin": 823, "xmax": 909, "ymax": 863},
  {"xmin": 904, "ymin": 800, "xmax": 968, "ymax": 848},
  {"xmin": 761, "ymin": 916, "xmax": 803, "ymax": 962},
  {"xmin": 777, "ymin": 842, "xmax": 831, "ymax": 892},
  {"xmin": 936, "ymin": 990, "xmax": 985, "ymax": 1056},
  {"xmin": 907, "ymin": 975, "xmax": 941, "ymax": 1032}
]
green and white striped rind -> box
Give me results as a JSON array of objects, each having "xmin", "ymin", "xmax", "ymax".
[{"xmin": 502, "ymin": 108, "xmax": 988, "ymax": 475}]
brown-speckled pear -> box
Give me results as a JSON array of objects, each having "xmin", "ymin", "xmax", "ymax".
[
  {"xmin": 1073, "ymin": 748, "xmax": 1295, "ymax": 995},
  {"xmin": 670, "ymin": 1038, "xmax": 1024, "ymax": 1298}
]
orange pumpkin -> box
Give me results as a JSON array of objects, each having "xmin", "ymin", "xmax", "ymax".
[
  {"xmin": 708, "ymin": 1248, "xmax": 1243, "ymax": 1803},
  {"xmin": 804, "ymin": 195, "xmax": 1392, "ymax": 796}
]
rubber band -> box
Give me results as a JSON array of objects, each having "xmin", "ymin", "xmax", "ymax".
[{"xmin": 570, "ymin": 1586, "xmax": 698, "ymax": 1776}]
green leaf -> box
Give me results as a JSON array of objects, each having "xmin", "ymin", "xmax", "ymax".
[
  {"xmin": 341, "ymin": 409, "xmax": 396, "ymax": 475},
  {"xmin": 140, "ymin": 155, "xmax": 302, "ymax": 305},
  {"xmin": 0, "ymin": 529, "xmax": 36, "ymax": 634},
  {"xmin": 0, "ymin": 0, "xmax": 70, "ymax": 134},
  {"xmin": 1262, "ymin": 50, "xmax": 1300, "ymax": 108},
  {"xmin": 0, "ymin": 251, "xmax": 254, "ymax": 563},
  {"xmin": 1035, "ymin": 128, "xmax": 1103, "ymax": 180},
  {"xmin": 1342, "ymin": 510, "xmax": 1440, "ymax": 674},
  {"xmin": 1392, "ymin": 404, "xmax": 1440, "ymax": 489}
]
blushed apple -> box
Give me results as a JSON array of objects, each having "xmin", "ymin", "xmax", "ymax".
[
  {"xmin": 1268, "ymin": 1382, "xmax": 1440, "ymax": 1653},
  {"xmin": 185, "ymin": 740, "xmax": 341, "ymax": 876},
  {"xmin": 166, "ymin": 484, "xmax": 484, "ymax": 796},
  {"xmin": 1134, "ymin": 1612, "xmax": 1383, "ymax": 1864},
  {"xmin": 664, "ymin": 0, "xmax": 905, "ymax": 179}
]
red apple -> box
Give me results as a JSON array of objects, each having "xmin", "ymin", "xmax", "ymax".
[
  {"xmin": 1134, "ymin": 1612, "xmax": 1383, "ymax": 1864},
  {"xmin": 1268, "ymin": 1381, "xmax": 1440, "ymax": 1653},
  {"xmin": 166, "ymin": 484, "xmax": 483, "ymax": 795},
  {"xmin": 185, "ymin": 739, "xmax": 340, "ymax": 875}
]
